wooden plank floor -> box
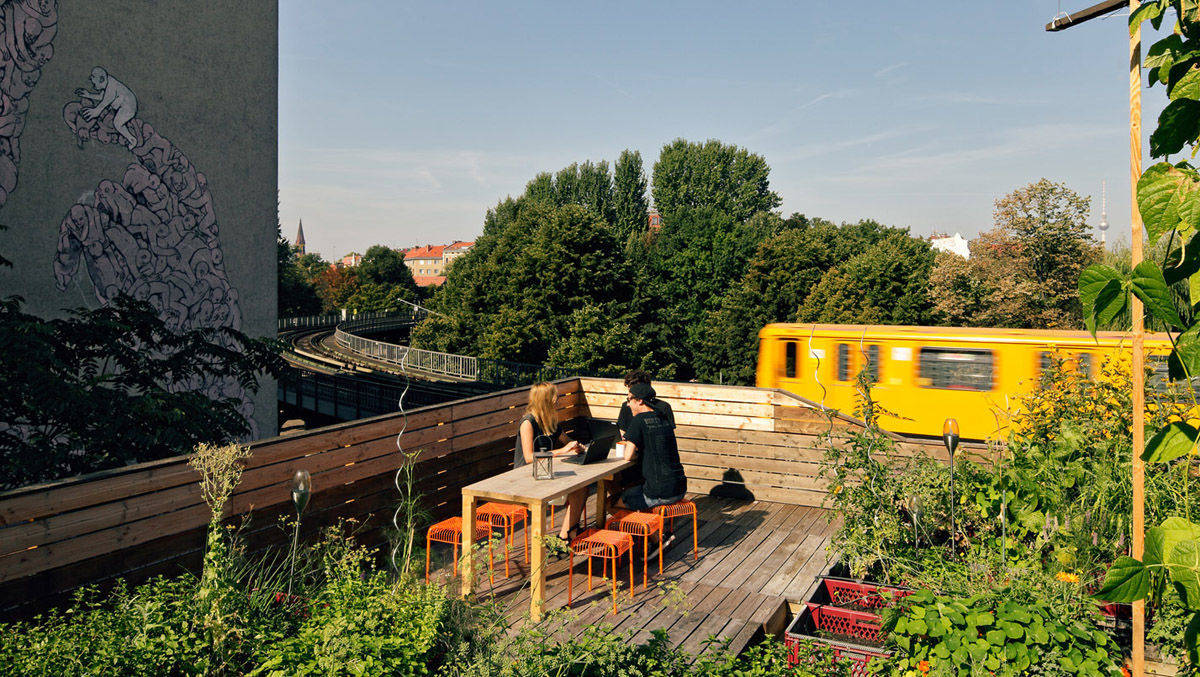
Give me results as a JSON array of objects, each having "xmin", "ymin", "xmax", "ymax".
[{"xmin": 427, "ymin": 495, "xmax": 839, "ymax": 658}]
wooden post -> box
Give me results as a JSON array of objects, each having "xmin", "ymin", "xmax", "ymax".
[
  {"xmin": 1130, "ymin": 4, "xmax": 1146, "ymax": 675},
  {"xmin": 461, "ymin": 493, "xmax": 476, "ymax": 599},
  {"xmin": 529, "ymin": 499, "xmax": 546, "ymax": 622}
]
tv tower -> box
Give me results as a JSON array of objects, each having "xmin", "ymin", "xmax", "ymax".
[{"xmin": 1098, "ymin": 180, "xmax": 1109, "ymax": 246}]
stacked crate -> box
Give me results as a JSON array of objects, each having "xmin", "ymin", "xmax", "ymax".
[{"xmin": 784, "ymin": 576, "xmax": 910, "ymax": 677}]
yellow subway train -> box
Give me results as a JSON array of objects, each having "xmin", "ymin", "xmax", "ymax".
[{"xmin": 755, "ymin": 324, "xmax": 1173, "ymax": 440}]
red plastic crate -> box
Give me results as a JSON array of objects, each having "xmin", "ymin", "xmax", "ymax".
[
  {"xmin": 805, "ymin": 602, "xmax": 884, "ymax": 643},
  {"xmin": 820, "ymin": 575, "xmax": 912, "ymax": 610},
  {"xmin": 785, "ymin": 609, "xmax": 891, "ymax": 677}
]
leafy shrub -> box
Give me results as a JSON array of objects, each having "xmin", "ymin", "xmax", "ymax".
[
  {"xmin": 251, "ymin": 548, "xmax": 446, "ymax": 676},
  {"xmin": 880, "ymin": 589, "xmax": 1123, "ymax": 676}
]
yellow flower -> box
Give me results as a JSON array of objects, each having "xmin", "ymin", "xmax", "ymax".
[{"xmin": 1056, "ymin": 571, "xmax": 1079, "ymax": 584}]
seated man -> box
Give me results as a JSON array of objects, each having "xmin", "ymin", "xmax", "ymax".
[
  {"xmin": 616, "ymin": 383, "xmax": 687, "ymax": 553},
  {"xmin": 612, "ymin": 369, "xmax": 673, "ymax": 499}
]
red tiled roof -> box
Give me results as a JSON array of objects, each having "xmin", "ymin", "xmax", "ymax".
[
  {"xmin": 413, "ymin": 275, "xmax": 446, "ymax": 287},
  {"xmin": 405, "ymin": 245, "xmax": 445, "ymax": 260},
  {"xmin": 445, "ymin": 240, "xmax": 474, "ymax": 251}
]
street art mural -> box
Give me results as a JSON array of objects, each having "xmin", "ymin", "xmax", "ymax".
[
  {"xmin": 53, "ymin": 69, "xmax": 256, "ymax": 433},
  {"xmin": 0, "ymin": 0, "xmax": 57, "ymax": 207}
]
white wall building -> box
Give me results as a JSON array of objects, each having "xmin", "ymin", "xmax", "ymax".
[{"xmin": 930, "ymin": 232, "xmax": 970, "ymax": 259}]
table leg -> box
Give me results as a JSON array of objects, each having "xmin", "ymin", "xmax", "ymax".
[
  {"xmin": 461, "ymin": 494, "xmax": 477, "ymax": 598},
  {"xmin": 596, "ymin": 478, "xmax": 608, "ymax": 527},
  {"xmin": 529, "ymin": 499, "xmax": 546, "ymax": 622}
]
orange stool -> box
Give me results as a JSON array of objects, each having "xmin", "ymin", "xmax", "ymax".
[
  {"xmin": 476, "ymin": 502, "xmax": 528, "ymax": 577},
  {"xmin": 425, "ymin": 516, "xmax": 494, "ymax": 587},
  {"xmin": 567, "ymin": 528, "xmax": 635, "ymax": 613},
  {"xmin": 652, "ymin": 499, "xmax": 699, "ymax": 561},
  {"xmin": 605, "ymin": 510, "xmax": 664, "ymax": 588}
]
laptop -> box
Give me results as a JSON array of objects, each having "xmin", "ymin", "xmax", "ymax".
[{"xmin": 567, "ymin": 435, "xmax": 617, "ymax": 465}]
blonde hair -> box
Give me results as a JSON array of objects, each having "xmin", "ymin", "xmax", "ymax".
[{"xmin": 526, "ymin": 381, "xmax": 559, "ymax": 436}]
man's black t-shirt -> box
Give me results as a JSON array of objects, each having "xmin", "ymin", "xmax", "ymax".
[
  {"xmin": 617, "ymin": 399, "xmax": 675, "ymax": 436},
  {"xmin": 625, "ymin": 410, "xmax": 686, "ymax": 500}
]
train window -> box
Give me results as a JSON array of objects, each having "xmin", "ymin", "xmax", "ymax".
[
  {"xmin": 1076, "ymin": 353, "xmax": 1094, "ymax": 378},
  {"xmin": 918, "ymin": 348, "xmax": 994, "ymax": 391},
  {"xmin": 837, "ymin": 344, "xmax": 851, "ymax": 381},
  {"xmin": 861, "ymin": 345, "xmax": 881, "ymax": 383},
  {"xmin": 1038, "ymin": 352, "xmax": 1054, "ymax": 379},
  {"xmin": 784, "ymin": 341, "xmax": 798, "ymax": 378}
]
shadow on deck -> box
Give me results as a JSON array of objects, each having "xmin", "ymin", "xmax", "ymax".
[{"xmin": 427, "ymin": 495, "xmax": 839, "ymax": 658}]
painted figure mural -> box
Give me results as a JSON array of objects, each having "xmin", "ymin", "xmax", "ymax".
[
  {"xmin": 0, "ymin": 0, "xmax": 57, "ymax": 207},
  {"xmin": 54, "ymin": 71, "xmax": 256, "ymax": 433}
]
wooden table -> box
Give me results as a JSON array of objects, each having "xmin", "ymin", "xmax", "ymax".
[{"xmin": 461, "ymin": 454, "xmax": 634, "ymax": 621}]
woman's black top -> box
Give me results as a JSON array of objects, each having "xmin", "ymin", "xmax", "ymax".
[{"xmin": 513, "ymin": 413, "xmax": 561, "ymax": 468}]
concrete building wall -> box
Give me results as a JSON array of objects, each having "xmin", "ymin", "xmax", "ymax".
[{"xmin": 0, "ymin": 1, "xmax": 278, "ymax": 436}]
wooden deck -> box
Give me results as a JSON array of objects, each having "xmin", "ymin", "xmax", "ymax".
[{"xmin": 428, "ymin": 495, "xmax": 839, "ymax": 657}]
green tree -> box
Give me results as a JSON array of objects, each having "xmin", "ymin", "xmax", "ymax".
[
  {"xmin": 631, "ymin": 209, "xmax": 789, "ymax": 380},
  {"xmin": 613, "ymin": 149, "xmax": 649, "ymax": 242},
  {"xmin": 651, "ymin": 138, "xmax": 781, "ymax": 223},
  {"xmin": 694, "ymin": 217, "xmax": 905, "ymax": 384},
  {"xmin": 357, "ymin": 245, "xmax": 419, "ymax": 302},
  {"xmin": 796, "ymin": 232, "xmax": 936, "ymax": 324},
  {"xmin": 277, "ymin": 232, "xmax": 321, "ymax": 317},
  {"xmin": 412, "ymin": 200, "xmax": 632, "ymax": 367},
  {"xmin": 345, "ymin": 282, "xmax": 415, "ymax": 314},
  {"xmin": 296, "ymin": 253, "xmax": 330, "ymax": 282},
  {"xmin": 0, "ymin": 295, "xmax": 282, "ymax": 489},
  {"xmin": 928, "ymin": 180, "xmax": 1102, "ymax": 329}
]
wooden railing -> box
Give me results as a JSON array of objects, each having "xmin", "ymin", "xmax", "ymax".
[
  {"xmin": 0, "ymin": 376, "xmax": 983, "ymax": 618},
  {"xmin": 0, "ymin": 380, "xmax": 583, "ymax": 618}
]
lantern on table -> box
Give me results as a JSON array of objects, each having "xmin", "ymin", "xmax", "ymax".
[{"xmin": 532, "ymin": 451, "xmax": 554, "ymax": 480}]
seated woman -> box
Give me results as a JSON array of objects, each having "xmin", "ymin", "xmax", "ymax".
[{"xmin": 515, "ymin": 382, "xmax": 585, "ymax": 541}]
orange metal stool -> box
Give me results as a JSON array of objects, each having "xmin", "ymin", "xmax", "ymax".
[
  {"xmin": 567, "ymin": 528, "xmax": 635, "ymax": 613},
  {"xmin": 605, "ymin": 510, "xmax": 664, "ymax": 588},
  {"xmin": 652, "ymin": 499, "xmax": 699, "ymax": 561},
  {"xmin": 476, "ymin": 502, "xmax": 528, "ymax": 577},
  {"xmin": 425, "ymin": 516, "xmax": 494, "ymax": 587}
]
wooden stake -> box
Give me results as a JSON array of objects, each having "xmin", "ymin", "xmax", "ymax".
[{"xmin": 1129, "ymin": 4, "xmax": 1146, "ymax": 675}]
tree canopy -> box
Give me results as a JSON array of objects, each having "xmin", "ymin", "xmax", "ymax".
[{"xmin": 651, "ymin": 139, "xmax": 781, "ymax": 223}]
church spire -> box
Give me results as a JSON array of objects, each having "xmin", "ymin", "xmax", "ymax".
[{"xmin": 295, "ymin": 219, "xmax": 306, "ymax": 255}]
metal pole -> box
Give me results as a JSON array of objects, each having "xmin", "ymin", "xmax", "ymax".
[{"xmin": 1129, "ymin": 4, "xmax": 1146, "ymax": 673}]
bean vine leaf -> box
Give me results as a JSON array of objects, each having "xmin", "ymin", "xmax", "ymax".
[
  {"xmin": 1137, "ymin": 162, "xmax": 1200, "ymax": 245},
  {"xmin": 1078, "ymin": 265, "xmax": 1127, "ymax": 336},
  {"xmin": 1131, "ymin": 260, "xmax": 1185, "ymax": 329},
  {"xmin": 1143, "ymin": 421, "xmax": 1199, "ymax": 464},
  {"xmin": 1095, "ymin": 556, "xmax": 1152, "ymax": 603},
  {"xmin": 1151, "ymin": 99, "xmax": 1200, "ymax": 157},
  {"xmin": 1146, "ymin": 517, "xmax": 1200, "ymax": 566}
]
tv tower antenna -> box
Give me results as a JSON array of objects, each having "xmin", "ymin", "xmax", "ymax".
[{"xmin": 1098, "ymin": 179, "xmax": 1108, "ymax": 245}]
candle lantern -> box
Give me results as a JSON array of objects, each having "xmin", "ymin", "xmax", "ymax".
[
  {"xmin": 291, "ymin": 469, "xmax": 312, "ymax": 515},
  {"xmin": 287, "ymin": 469, "xmax": 312, "ymax": 596},
  {"xmin": 532, "ymin": 451, "xmax": 554, "ymax": 480},
  {"xmin": 942, "ymin": 418, "xmax": 960, "ymax": 559}
]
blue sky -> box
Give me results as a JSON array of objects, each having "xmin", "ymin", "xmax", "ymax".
[{"xmin": 280, "ymin": 0, "xmax": 1166, "ymax": 260}]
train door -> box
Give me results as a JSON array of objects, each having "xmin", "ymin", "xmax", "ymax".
[{"xmin": 776, "ymin": 338, "xmax": 805, "ymax": 396}]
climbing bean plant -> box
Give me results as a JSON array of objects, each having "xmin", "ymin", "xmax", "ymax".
[{"xmin": 1084, "ymin": 1, "xmax": 1200, "ymax": 665}]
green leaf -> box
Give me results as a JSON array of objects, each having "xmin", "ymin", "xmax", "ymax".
[
  {"xmin": 1132, "ymin": 261, "xmax": 1185, "ymax": 329},
  {"xmin": 1137, "ymin": 162, "xmax": 1200, "ymax": 245},
  {"xmin": 1184, "ymin": 612, "xmax": 1200, "ymax": 664},
  {"xmin": 1147, "ymin": 35, "xmax": 1186, "ymax": 70},
  {"xmin": 1173, "ymin": 68, "xmax": 1200, "ymax": 101},
  {"xmin": 1147, "ymin": 517, "xmax": 1200, "ymax": 566},
  {"xmin": 1095, "ymin": 556, "xmax": 1152, "ymax": 603},
  {"xmin": 1130, "ymin": 1, "xmax": 1166, "ymax": 34},
  {"xmin": 1151, "ymin": 99, "xmax": 1200, "ymax": 157},
  {"xmin": 1170, "ymin": 324, "xmax": 1200, "ymax": 380},
  {"xmin": 1143, "ymin": 422, "xmax": 1199, "ymax": 464},
  {"xmin": 1078, "ymin": 265, "xmax": 1127, "ymax": 335},
  {"xmin": 1171, "ymin": 540, "xmax": 1200, "ymax": 609}
]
